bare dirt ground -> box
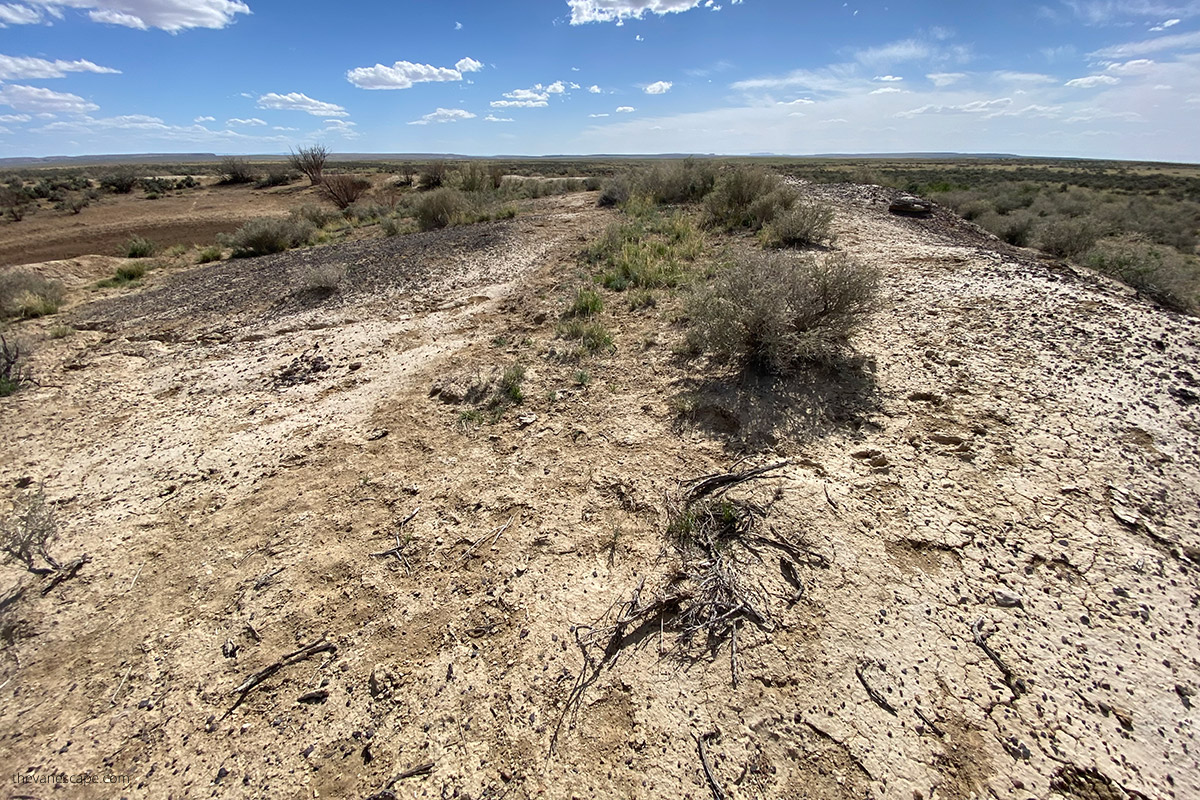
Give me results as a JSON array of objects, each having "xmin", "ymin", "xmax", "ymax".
[
  {"xmin": 0, "ymin": 181, "xmax": 307, "ymax": 267},
  {"xmin": 1, "ymin": 187, "xmax": 1198, "ymax": 800}
]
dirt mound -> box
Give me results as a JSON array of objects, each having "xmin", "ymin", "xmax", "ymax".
[{"xmin": 1, "ymin": 189, "xmax": 1197, "ymax": 800}]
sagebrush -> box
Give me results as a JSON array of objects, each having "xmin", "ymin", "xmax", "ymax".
[{"xmin": 687, "ymin": 251, "xmax": 880, "ymax": 373}]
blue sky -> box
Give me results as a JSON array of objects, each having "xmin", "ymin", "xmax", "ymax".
[{"xmin": 1, "ymin": 0, "xmax": 1199, "ymax": 161}]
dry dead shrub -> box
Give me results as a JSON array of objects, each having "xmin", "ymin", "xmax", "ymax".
[
  {"xmin": 222, "ymin": 217, "xmax": 314, "ymax": 258},
  {"xmin": 1, "ymin": 490, "xmax": 61, "ymax": 575},
  {"xmin": 687, "ymin": 250, "xmax": 880, "ymax": 373},
  {"xmin": 318, "ymin": 174, "xmax": 371, "ymax": 210},
  {"xmin": 289, "ymin": 144, "xmax": 328, "ymax": 186}
]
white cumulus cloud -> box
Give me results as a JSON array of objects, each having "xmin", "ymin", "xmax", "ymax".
[
  {"xmin": 15, "ymin": 0, "xmax": 252, "ymax": 32},
  {"xmin": 257, "ymin": 92, "xmax": 348, "ymax": 117},
  {"xmin": 0, "ymin": 54, "xmax": 120, "ymax": 79},
  {"xmin": 644, "ymin": 80, "xmax": 672, "ymax": 94},
  {"xmin": 0, "ymin": 113, "xmax": 32, "ymax": 122},
  {"xmin": 193, "ymin": 115, "xmax": 215, "ymax": 123},
  {"xmin": 484, "ymin": 114, "xmax": 513, "ymax": 122},
  {"xmin": 0, "ymin": 83, "xmax": 98, "ymax": 113},
  {"xmin": 873, "ymin": 75, "xmax": 903, "ymax": 81},
  {"xmin": 1064, "ymin": 74, "xmax": 1120, "ymax": 88},
  {"xmin": 0, "ymin": 4, "xmax": 42, "ymax": 25},
  {"xmin": 568, "ymin": 0, "xmax": 740, "ymax": 25},
  {"xmin": 347, "ymin": 58, "xmax": 483, "ymax": 90},
  {"xmin": 926, "ymin": 72, "xmax": 966, "ymax": 86},
  {"xmin": 588, "ymin": 84, "xmax": 601, "ymax": 93},
  {"xmin": 226, "ymin": 117, "xmax": 266, "ymax": 126},
  {"xmin": 409, "ymin": 107, "xmax": 476, "ymax": 125},
  {"xmin": 615, "ymin": 105, "xmax": 635, "ymax": 112}
]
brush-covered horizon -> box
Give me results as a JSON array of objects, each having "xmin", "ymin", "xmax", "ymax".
[{"xmin": 1, "ymin": 0, "xmax": 1198, "ymax": 162}]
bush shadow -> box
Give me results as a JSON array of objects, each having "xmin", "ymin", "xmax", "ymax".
[{"xmin": 668, "ymin": 352, "xmax": 881, "ymax": 450}]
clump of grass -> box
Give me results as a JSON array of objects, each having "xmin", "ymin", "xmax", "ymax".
[
  {"xmin": 493, "ymin": 363, "xmax": 526, "ymax": 407},
  {"xmin": 0, "ymin": 271, "xmax": 65, "ymax": 320},
  {"xmin": 558, "ymin": 319, "xmax": 614, "ymax": 354},
  {"xmin": 221, "ymin": 217, "xmax": 314, "ymax": 258},
  {"xmin": 123, "ymin": 236, "xmax": 156, "ymax": 258},
  {"xmin": 47, "ymin": 325, "xmax": 73, "ymax": 339},
  {"xmin": 567, "ymin": 287, "xmax": 604, "ymax": 317},
  {"xmin": 585, "ymin": 213, "xmax": 702, "ymax": 291},
  {"xmin": 96, "ymin": 261, "xmax": 148, "ymax": 288},
  {"xmin": 628, "ymin": 289, "xmax": 656, "ymax": 310},
  {"xmin": 573, "ymin": 369, "xmax": 592, "ymax": 387},
  {"xmin": 762, "ymin": 201, "xmax": 836, "ymax": 248},
  {"xmin": 687, "ymin": 250, "xmax": 880, "ymax": 374},
  {"xmin": 196, "ymin": 245, "xmax": 223, "ymax": 264}
]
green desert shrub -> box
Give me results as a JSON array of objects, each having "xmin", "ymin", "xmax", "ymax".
[
  {"xmin": 97, "ymin": 262, "xmax": 148, "ymax": 287},
  {"xmin": 687, "ymin": 250, "xmax": 880, "ymax": 373},
  {"xmin": 255, "ymin": 169, "xmax": 297, "ymax": 188},
  {"xmin": 638, "ymin": 159, "xmax": 718, "ymax": 205},
  {"xmin": 762, "ymin": 201, "xmax": 836, "ymax": 248},
  {"xmin": 123, "ymin": 236, "xmax": 156, "ymax": 258},
  {"xmin": 597, "ymin": 175, "xmax": 632, "ymax": 208},
  {"xmin": 100, "ymin": 168, "xmax": 138, "ymax": 194},
  {"xmin": 975, "ymin": 210, "xmax": 1036, "ymax": 247},
  {"xmin": 414, "ymin": 188, "xmax": 468, "ymax": 230},
  {"xmin": 0, "ymin": 271, "xmax": 65, "ymax": 319},
  {"xmin": 217, "ymin": 157, "xmax": 256, "ymax": 185},
  {"xmin": 1036, "ymin": 217, "xmax": 1101, "ymax": 259},
  {"xmin": 222, "ymin": 217, "xmax": 314, "ymax": 258},
  {"xmin": 1084, "ymin": 235, "xmax": 1198, "ymax": 313},
  {"xmin": 291, "ymin": 204, "xmax": 340, "ymax": 229},
  {"xmin": 704, "ymin": 168, "xmax": 796, "ymax": 231},
  {"xmin": 196, "ymin": 245, "xmax": 223, "ymax": 264}
]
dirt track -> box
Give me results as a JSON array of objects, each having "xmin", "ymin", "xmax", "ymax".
[{"xmin": 1, "ymin": 188, "xmax": 1198, "ymax": 799}]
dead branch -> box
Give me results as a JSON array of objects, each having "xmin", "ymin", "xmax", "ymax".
[
  {"xmin": 855, "ymin": 660, "xmax": 897, "ymax": 716},
  {"xmin": 394, "ymin": 762, "xmax": 434, "ymax": 780},
  {"xmin": 460, "ymin": 516, "xmax": 515, "ymax": 562},
  {"xmin": 41, "ymin": 554, "xmax": 90, "ymax": 595},
  {"xmin": 686, "ymin": 461, "xmax": 788, "ymax": 503},
  {"xmin": 224, "ymin": 637, "xmax": 336, "ymax": 719},
  {"xmin": 915, "ymin": 706, "xmax": 945, "ymax": 737},
  {"xmin": 971, "ymin": 618, "xmax": 1026, "ymax": 696},
  {"xmin": 253, "ymin": 567, "xmax": 284, "ymax": 590},
  {"xmin": 695, "ymin": 731, "xmax": 727, "ymax": 800}
]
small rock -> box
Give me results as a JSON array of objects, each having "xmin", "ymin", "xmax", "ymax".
[
  {"xmin": 993, "ymin": 589, "xmax": 1023, "ymax": 608},
  {"xmin": 929, "ymin": 432, "xmax": 965, "ymax": 446},
  {"xmin": 517, "ymin": 414, "xmax": 538, "ymax": 428},
  {"xmin": 888, "ymin": 195, "xmax": 934, "ymax": 217},
  {"xmin": 298, "ymin": 689, "xmax": 329, "ymax": 704},
  {"xmin": 221, "ymin": 639, "xmax": 239, "ymax": 659},
  {"xmin": 365, "ymin": 428, "xmax": 389, "ymax": 441}
]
